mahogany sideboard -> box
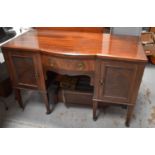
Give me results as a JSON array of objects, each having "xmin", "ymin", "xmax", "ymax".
[{"xmin": 1, "ymin": 28, "xmax": 147, "ymax": 126}]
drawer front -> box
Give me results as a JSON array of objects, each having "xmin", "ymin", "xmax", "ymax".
[{"xmin": 42, "ymin": 56, "xmax": 95, "ymax": 72}]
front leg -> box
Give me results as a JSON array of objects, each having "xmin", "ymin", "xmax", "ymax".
[
  {"xmin": 14, "ymin": 89, "xmax": 24, "ymax": 110},
  {"xmin": 93, "ymin": 100, "xmax": 98, "ymax": 121},
  {"xmin": 125, "ymin": 105, "xmax": 135, "ymax": 127},
  {"xmin": 42, "ymin": 92, "xmax": 52, "ymax": 114}
]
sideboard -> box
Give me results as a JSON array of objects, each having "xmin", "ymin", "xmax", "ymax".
[{"xmin": 1, "ymin": 28, "xmax": 147, "ymax": 126}]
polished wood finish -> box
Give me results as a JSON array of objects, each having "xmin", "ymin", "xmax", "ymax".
[
  {"xmin": 1, "ymin": 28, "xmax": 147, "ymax": 126},
  {"xmin": 34, "ymin": 27, "xmax": 105, "ymax": 33},
  {"xmin": 2, "ymin": 30, "xmax": 147, "ymax": 62},
  {"xmin": 6, "ymin": 51, "xmax": 42, "ymax": 89},
  {"xmin": 42, "ymin": 55, "xmax": 95, "ymax": 72},
  {"xmin": 150, "ymin": 27, "xmax": 155, "ymax": 32},
  {"xmin": 93, "ymin": 60, "xmax": 146, "ymax": 126},
  {"xmin": 99, "ymin": 60, "xmax": 137, "ymax": 104},
  {"xmin": 3, "ymin": 49, "xmax": 51, "ymax": 114}
]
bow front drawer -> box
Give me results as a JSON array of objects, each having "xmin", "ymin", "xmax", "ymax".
[{"xmin": 42, "ymin": 55, "xmax": 95, "ymax": 72}]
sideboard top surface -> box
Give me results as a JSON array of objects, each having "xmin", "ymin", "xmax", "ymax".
[{"xmin": 2, "ymin": 29, "xmax": 147, "ymax": 62}]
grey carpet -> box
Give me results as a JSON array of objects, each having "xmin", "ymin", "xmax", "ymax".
[{"xmin": 0, "ymin": 64, "xmax": 155, "ymax": 128}]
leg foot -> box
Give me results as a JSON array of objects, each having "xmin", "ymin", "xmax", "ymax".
[
  {"xmin": 93, "ymin": 116, "xmax": 97, "ymax": 121},
  {"xmin": 46, "ymin": 109, "xmax": 52, "ymax": 114},
  {"xmin": 93, "ymin": 101, "xmax": 98, "ymax": 121},
  {"xmin": 125, "ymin": 105, "xmax": 134, "ymax": 127},
  {"xmin": 42, "ymin": 92, "xmax": 52, "ymax": 114},
  {"xmin": 125, "ymin": 121, "xmax": 130, "ymax": 127},
  {"xmin": 14, "ymin": 89, "xmax": 24, "ymax": 110}
]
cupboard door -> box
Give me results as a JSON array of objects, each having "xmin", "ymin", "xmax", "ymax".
[
  {"xmin": 7, "ymin": 51, "xmax": 44, "ymax": 90},
  {"xmin": 99, "ymin": 61, "xmax": 137, "ymax": 104}
]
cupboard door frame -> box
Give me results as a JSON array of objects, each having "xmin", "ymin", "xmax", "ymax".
[
  {"xmin": 5, "ymin": 50, "xmax": 46, "ymax": 91},
  {"xmin": 98, "ymin": 60, "xmax": 137, "ymax": 104}
]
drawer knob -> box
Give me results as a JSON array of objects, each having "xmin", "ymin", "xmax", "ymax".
[
  {"xmin": 100, "ymin": 80, "xmax": 104, "ymax": 86},
  {"xmin": 77, "ymin": 62, "xmax": 85, "ymax": 70},
  {"xmin": 50, "ymin": 62, "xmax": 54, "ymax": 67},
  {"xmin": 48, "ymin": 58, "xmax": 55, "ymax": 67}
]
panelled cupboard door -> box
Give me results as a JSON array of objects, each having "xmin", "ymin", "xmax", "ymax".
[
  {"xmin": 98, "ymin": 61, "xmax": 137, "ymax": 104},
  {"xmin": 7, "ymin": 51, "xmax": 45, "ymax": 90}
]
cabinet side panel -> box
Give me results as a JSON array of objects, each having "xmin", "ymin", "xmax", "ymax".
[{"xmin": 131, "ymin": 63, "xmax": 146, "ymax": 104}]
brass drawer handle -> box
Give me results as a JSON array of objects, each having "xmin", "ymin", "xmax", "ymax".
[
  {"xmin": 50, "ymin": 62, "xmax": 55, "ymax": 67},
  {"xmin": 77, "ymin": 62, "xmax": 85, "ymax": 70},
  {"xmin": 48, "ymin": 58, "xmax": 55, "ymax": 67}
]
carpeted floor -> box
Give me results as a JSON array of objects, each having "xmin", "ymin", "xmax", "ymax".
[{"xmin": 0, "ymin": 64, "xmax": 155, "ymax": 128}]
